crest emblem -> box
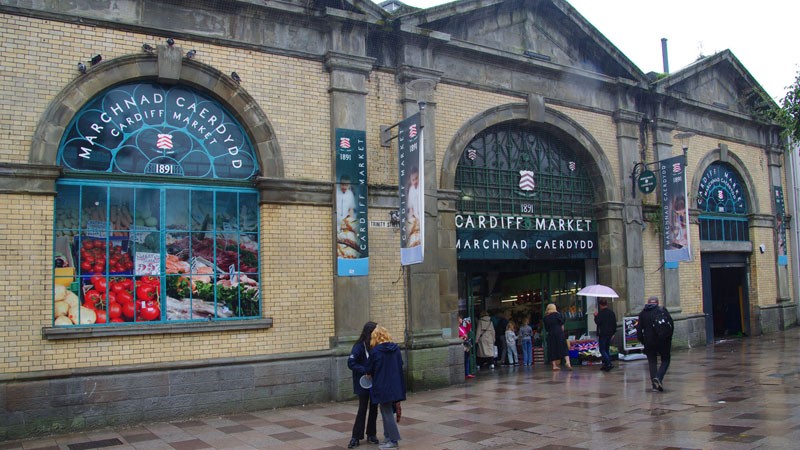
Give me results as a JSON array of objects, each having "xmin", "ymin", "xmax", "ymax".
[
  {"xmin": 519, "ymin": 170, "xmax": 535, "ymax": 191},
  {"xmin": 467, "ymin": 149, "xmax": 477, "ymax": 160},
  {"xmin": 339, "ymin": 137, "xmax": 351, "ymax": 149},
  {"xmin": 156, "ymin": 133, "xmax": 174, "ymax": 155}
]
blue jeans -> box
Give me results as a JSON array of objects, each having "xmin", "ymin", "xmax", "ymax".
[
  {"xmin": 506, "ymin": 342, "xmax": 518, "ymax": 364},
  {"xmin": 598, "ymin": 335, "xmax": 612, "ymax": 368},
  {"xmin": 521, "ymin": 339, "xmax": 532, "ymax": 365},
  {"xmin": 379, "ymin": 402, "xmax": 401, "ymax": 442},
  {"xmin": 464, "ymin": 350, "xmax": 471, "ymax": 375}
]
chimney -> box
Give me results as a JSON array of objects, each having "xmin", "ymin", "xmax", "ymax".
[{"xmin": 661, "ymin": 38, "xmax": 669, "ymax": 73}]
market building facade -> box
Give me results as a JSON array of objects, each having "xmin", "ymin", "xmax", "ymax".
[{"xmin": 0, "ymin": 0, "xmax": 794, "ymax": 439}]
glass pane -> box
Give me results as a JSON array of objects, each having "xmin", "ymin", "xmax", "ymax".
[
  {"xmin": 165, "ymin": 189, "xmax": 190, "ymax": 231},
  {"xmin": 191, "ymin": 190, "xmax": 214, "ymax": 233},
  {"xmin": 240, "ymin": 233, "xmax": 259, "ymax": 275},
  {"xmin": 216, "ymin": 191, "xmax": 238, "ymax": 231},
  {"xmin": 239, "ymin": 193, "xmax": 258, "ymax": 232},
  {"xmin": 134, "ymin": 188, "xmax": 160, "ymax": 230},
  {"xmin": 81, "ymin": 185, "xmax": 108, "ymax": 229},
  {"xmin": 109, "ymin": 187, "xmax": 134, "ymax": 236}
]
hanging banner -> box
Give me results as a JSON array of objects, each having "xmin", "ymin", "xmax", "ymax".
[
  {"xmin": 335, "ymin": 128, "xmax": 368, "ymax": 276},
  {"xmin": 661, "ymin": 154, "xmax": 691, "ymax": 263},
  {"xmin": 398, "ymin": 113, "xmax": 424, "ymax": 265},
  {"xmin": 774, "ymin": 186, "xmax": 788, "ymax": 266}
]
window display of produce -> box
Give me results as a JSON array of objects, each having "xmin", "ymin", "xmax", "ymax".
[{"xmin": 52, "ymin": 182, "xmax": 260, "ymax": 326}]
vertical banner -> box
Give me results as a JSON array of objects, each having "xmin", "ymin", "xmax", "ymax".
[
  {"xmin": 661, "ymin": 154, "xmax": 691, "ymax": 263},
  {"xmin": 398, "ymin": 113, "xmax": 424, "ymax": 265},
  {"xmin": 774, "ymin": 186, "xmax": 788, "ymax": 266},
  {"xmin": 335, "ymin": 128, "xmax": 368, "ymax": 276}
]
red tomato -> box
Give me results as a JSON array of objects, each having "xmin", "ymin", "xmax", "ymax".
[
  {"xmin": 139, "ymin": 275, "xmax": 160, "ymax": 286},
  {"xmin": 116, "ymin": 290, "xmax": 133, "ymax": 305},
  {"xmin": 120, "ymin": 278, "xmax": 134, "ymax": 290},
  {"xmin": 93, "ymin": 240, "xmax": 105, "ymax": 249},
  {"xmin": 136, "ymin": 284, "xmax": 157, "ymax": 302},
  {"xmin": 110, "ymin": 282, "xmax": 126, "ymax": 294},
  {"xmin": 121, "ymin": 301, "xmax": 136, "ymax": 320},
  {"xmin": 92, "ymin": 263, "xmax": 105, "ymax": 274},
  {"xmin": 107, "ymin": 301, "xmax": 122, "ymax": 320},
  {"xmin": 110, "ymin": 318, "xmax": 125, "ymax": 323},
  {"xmin": 95, "ymin": 310, "xmax": 107, "ymax": 324},
  {"xmin": 90, "ymin": 275, "xmax": 107, "ymax": 293},
  {"xmin": 84, "ymin": 289, "xmax": 103, "ymax": 306},
  {"xmin": 139, "ymin": 304, "xmax": 160, "ymax": 321},
  {"xmin": 80, "ymin": 260, "xmax": 93, "ymax": 272}
]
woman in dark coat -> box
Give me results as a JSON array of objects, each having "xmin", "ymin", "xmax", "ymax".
[
  {"xmin": 346, "ymin": 321, "xmax": 379, "ymax": 448},
  {"xmin": 543, "ymin": 303, "xmax": 572, "ymax": 371},
  {"xmin": 367, "ymin": 325, "xmax": 406, "ymax": 449}
]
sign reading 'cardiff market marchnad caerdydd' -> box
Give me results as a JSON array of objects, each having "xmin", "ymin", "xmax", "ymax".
[
  {"xmin": 455, "ymin": 214, "xmax": 598, "ymax": 260},
  {"xmin": 59, "ymin": 82, "xmax": 258, "ymax": 180}
]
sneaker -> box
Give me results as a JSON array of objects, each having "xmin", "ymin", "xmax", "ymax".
[
  {"xmin": 466, "ymin": 374, "xmax": 475, "ymax": 379},
  {"xmin": 348, "ymin": 438, "xmax": 360, "ymax": 448},
  {"xmin": 379, "ymin": 440, "xmax": 399, "ymax": 449},
  {"xmin": 367, "ymin": 436, "xmax": 379, "ymax": 444},
  {"xmin": 653, "ymin": 378, "xmax": 664, "ymax": 392},
  {"xmin": 490, "ymin": 364, "xmax": 495, "ymax": 369}
]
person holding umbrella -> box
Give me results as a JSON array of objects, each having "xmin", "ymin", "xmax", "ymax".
[{"xmin": 594, "ymin": 298, "xmax": 617, "ymax": 371}]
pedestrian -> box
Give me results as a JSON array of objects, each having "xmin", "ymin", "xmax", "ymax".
[
  {"xmin": 366, "ymin": 325, "xmax": 406, "ymax": 449},
  {"xmin": 543, "ymin": 303, "xmax": 571, "ymax": 371},
  {"xmin": 346, "ymin": 321, "xmax": 379, "ymax": 448},
  {"xmin": 458, "ymin": 315, "xmax": 475, "ymax": 379},
  {"xmin": 493, "ymin": 311, "xmax": 508, "ymax": 365},
  {"xmin": 593, "ymin": 298, "xmax": 617, "ymax": 371},
  {"xmin": 519, "ymin": 317, "xmax": 534, "ymax": 366},
  {"xmin": 505, "ymin": 321, "xmax": 519, "ymax": 365},
  {"xmin": 636, "ymin": 296, "xmax": 674, "ymax": 392},
  {"xmin": 475, "ymin": 310, "xmax": 496, "ymax": 369}
]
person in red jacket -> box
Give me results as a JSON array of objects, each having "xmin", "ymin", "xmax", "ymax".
[{"xmin": 366, "ymin": 326, "xmax": 406, "ymax": 449}]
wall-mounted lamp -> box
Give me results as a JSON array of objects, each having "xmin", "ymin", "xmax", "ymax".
[
  {"xmin": 418, "ymin": 100, "xmax": 426, "ymax": 111},
  {"xmin": 674, "ymin": 132, "xmax": 695, "ymax": 154}
]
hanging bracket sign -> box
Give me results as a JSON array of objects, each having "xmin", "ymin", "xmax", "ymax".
[{"xmin": 638, "ymin": 169, "xmax": 657, "ymax": 194}]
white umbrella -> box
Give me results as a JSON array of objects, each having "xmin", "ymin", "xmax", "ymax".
[{"xmin": 576, "ymin": 284, "xmax": 619, "ymax": 298}]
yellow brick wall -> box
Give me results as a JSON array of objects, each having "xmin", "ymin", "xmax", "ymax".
[
  {"xmin": 0, "ymin": 13, "xmax": 330, "ymax": 180},
  {"xmin": 550, "ymin": 105, "xmax": 621, "ymax": 184},
  {"xmin": 366, "ymin": 215, "xmax": 405, "ymax": 340},
  {"xmin": 0, "ymin": 195, "xmax": 335, "ymax": 374},
  {"xmin": 434, "ymin": 84, "xmax": 519, "ymax": 173}
]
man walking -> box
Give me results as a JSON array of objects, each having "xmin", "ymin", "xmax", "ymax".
[
  {"xmin": 593, "ymin": 298, "xmax": 617, "ymax": 371},
  {"xmin": 636, "ymin": 296, "xmax": 674, "ymax": 392}
]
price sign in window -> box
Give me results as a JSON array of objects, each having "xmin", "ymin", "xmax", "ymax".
[{"xmin": 135, "ymin": 252, "xmax": 161, "ymax": 276}]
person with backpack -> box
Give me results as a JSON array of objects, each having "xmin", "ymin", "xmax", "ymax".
[{"xmin": 636, "ymin": 296, "xmax": 674, "ymax": 392}]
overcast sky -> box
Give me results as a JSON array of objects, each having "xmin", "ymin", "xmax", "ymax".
[{"xmin": 376, "ymin": 0, "xmax": 800, "ymax": 101}]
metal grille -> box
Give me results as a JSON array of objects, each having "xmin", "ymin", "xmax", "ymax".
[
  {"xmin": 699, "ymin": 215, "xmax": 749, "ymax": 242},
  {"xmin": 455, "ymin": 122, "xmax": 594, "ymax": 218}
]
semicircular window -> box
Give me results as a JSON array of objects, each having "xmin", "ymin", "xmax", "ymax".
[
  {"xmin": 58, "ymin": 82, "xmax": 258, "ymax": 180},
  {"xmin": 455, "ymin": 121, "xmax": 594, "ymax": 218},
  {"xmin": 52, "ymin": 82, "xmax": 261, "ymax": 330},
  {"xmin": 697, "ymin": 162, "xmax": 749, "ymax": 241}
]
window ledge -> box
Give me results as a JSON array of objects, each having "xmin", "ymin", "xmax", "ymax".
[{"xmin": 42, "ymin": 318, "xmax": 273, "ymax": 340}]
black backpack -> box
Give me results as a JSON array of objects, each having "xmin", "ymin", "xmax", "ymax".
[{"xmin": 652, "ymin": 307, "xmax": 673, "ymax": 341}]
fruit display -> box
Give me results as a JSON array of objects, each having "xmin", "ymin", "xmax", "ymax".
[
  {"xmin": 54, "ymin": 275, "xmax": 163, "ymax": 325},
  {"xmin": 77, "ymin": 238, "xmax": 133, "ymax": 274}
]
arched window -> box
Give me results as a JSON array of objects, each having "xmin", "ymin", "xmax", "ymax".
[
  {"xmin": 53, "ymin": 82, "xmax": 261, "ymax": 326},
  {"xmin": 696, "ymin": 162, "xmax": 749, "ymax": 241},
  {"xmin": 455, "ymin": 121, "xmax": 594, "ymax": 217}
]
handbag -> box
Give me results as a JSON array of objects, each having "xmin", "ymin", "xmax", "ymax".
[{"xmin": 462, "ymin": 338, "xmax": 473, "ymax": 352}]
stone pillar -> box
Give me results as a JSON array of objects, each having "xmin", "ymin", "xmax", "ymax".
[
  {"xmin": 398, "ymin": 67, "xmax": 453, "ymax": 390},
  {"xmin": 766, "ymin": 145, "xmax": 791, "ymax": 303},
  {"xmin": 651, "ymin": 118, "xmax": 682, "ymax": 313},
  {"xmin": 324, "ymin": 30, "xmax": 375, "ymax": 342},
  {"xmin": 613, "ymin": 110, "xmax": 646, "ymax": 315}
]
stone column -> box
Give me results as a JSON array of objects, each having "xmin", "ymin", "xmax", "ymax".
[
  {"xmin": 766, "ymin": 145, "xmax": 791, "ymax": 302},
  {"xmin": 324, "ymin": 20, "xmax": 376, "ymax": 406},
  {"xmin": 651, "ymin": 118, "xmax": 682, "ymax": 313},
  {"xmin": 613, "ymin": 110, "xmax": 646, "ymax": 315},
  {"xmin": 398, "ymin": 67, "xmax": 453, "ymax": 390}
]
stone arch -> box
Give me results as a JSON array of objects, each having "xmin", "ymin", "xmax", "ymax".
[
  {"xmin": 29, "ymin": 53, "xmax": 283, "ymax": 178},
  {"xmin": 440, "ymin": 102, "xmax": 618, "ymax": 204},
  {"xmin": 692, "ymin": 146, "xmax": 760, "ymax": 213}
]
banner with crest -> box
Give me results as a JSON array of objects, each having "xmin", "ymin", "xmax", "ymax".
[{"xmin": 398, "ymin": 113, "xmax": 424, "ymax": 265}]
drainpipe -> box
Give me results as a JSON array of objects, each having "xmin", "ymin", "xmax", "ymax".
[{"xmin": 661, "ymin": 38, "xmax": 670, "ymax": 73}]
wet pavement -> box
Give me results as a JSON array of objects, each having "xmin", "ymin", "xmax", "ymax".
[{"xmin": 3, "ymin": 327, "xmax": 800, "ymax": 450}]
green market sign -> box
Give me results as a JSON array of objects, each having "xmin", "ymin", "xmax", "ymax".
[
  {"xmin": 455, "ymin": 214, "xmax": 598, "ymax": 260},
  {"xmin": 638, "ymin": 169, "xmax": 657, "ymax": 194}
]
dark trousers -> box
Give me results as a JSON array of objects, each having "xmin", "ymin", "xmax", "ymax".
[
  {"xmin": 598, "ymin": 335, "xmax": 612, "ymax": 368},
  {"xmin": 464, "ymin": 350, "xmax": 471, "ymax": 375},
  {"xmin": 645, "ymin": 341, "xmax": 672, "ymax": 382},
  {"xmin": 351, "ymin": 393, "xmax": 378, "ymax": 440}
]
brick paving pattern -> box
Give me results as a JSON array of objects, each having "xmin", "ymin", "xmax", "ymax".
[{"xmin": 3, "ymin": 328, "xmax": 800, "ymax": 449}]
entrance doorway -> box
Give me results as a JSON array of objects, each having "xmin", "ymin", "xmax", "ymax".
[{"xmin": 701, "ymin": 254, "xmax": 750, "ymax": 343}]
